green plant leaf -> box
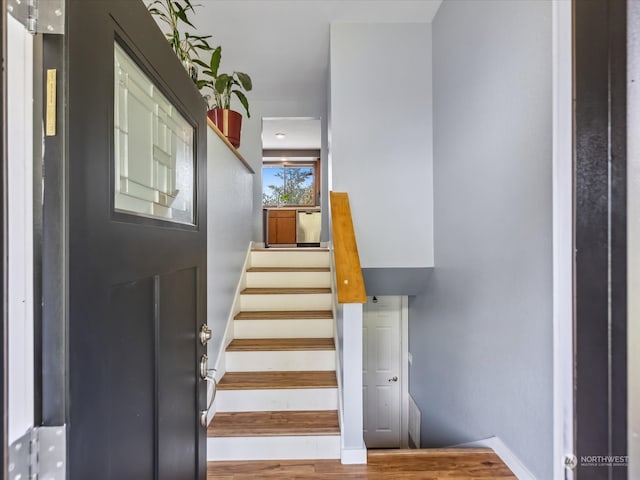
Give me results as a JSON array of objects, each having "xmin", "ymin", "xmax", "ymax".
[
  {"xmin": 232, "ymin": 90, "xmax": 250, "ymax": 118},
  {"xmin": 174, "ymin": 4, "xmax": 195, "ymax": 28},
  {"xmin": 195, "ymin": 79, "xmax": 210, "ymax": 89},
  {"xmin": 182, "ymin": 0, "xmax": 196, "ymax": 13},
  {"xmin": 209, "ymin": 46, "xmax": 222, "ymax": 77},
  {"xmin": 235, "ymin": 72, "xmax": 253, "ymax": 91},
  {"xmin": 193, "ymin": 59, "xmax": 209, "ymax": 69},
  {"xmin": 215, "ymin": 74, "xmax": 230, "ymax": 94}
]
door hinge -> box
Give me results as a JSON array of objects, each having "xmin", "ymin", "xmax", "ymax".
[
  {"xmin": 8, "ymin": 425, "xmax": 66, "ymax": 480},
  {"xmin": 7, "ymin": 0, "xmax": 65, "ymax": 35}
]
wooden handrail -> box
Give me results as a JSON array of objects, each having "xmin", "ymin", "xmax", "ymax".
[{"xmin": 330, "ymin": 192, "xmax": 367, "ymax": 304}]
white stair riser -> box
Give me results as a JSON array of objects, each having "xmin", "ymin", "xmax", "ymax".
[
  {"xmin": 226, "ymin": 351, "xmax": 336, "ymax": 372},
  {"xmin": 207, "ymin": 435, "xmax": 340, "ymax": 461},
  {"xmin": 234, "ymin": 319, "xmax": 333, "ymax": 339},
  {"xmin": 250, "ymin": 251, "xmax": 330, "ymax": 268},
  {"xmin": 246, "ymin": 271, "xmax": 331, "ymax": 288},
  {"xmin": 240, "ymin": 293, "xmax": 332, "ymax": 311},
  {"xmin": 216, "ymin": 388, "xmax": 338, "ymax": 412}
]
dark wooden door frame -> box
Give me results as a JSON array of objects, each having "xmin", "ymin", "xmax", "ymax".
[{"xmin": 574, "ymin": 0, "xmax": 627, "ymax": 477}]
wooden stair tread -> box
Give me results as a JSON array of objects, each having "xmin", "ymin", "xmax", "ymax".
[
  {"xmin": 217, "ymin": 371, "xmax": 337, "ymax": 390},
  {"xmin": 226, "ymin": 338, "xmax": 335, "ymax": 352},
  {"xmin": 241, "ymin": 287, "xmax": 331, "ymax": 295},
  {"xmin": 207, "ymin": 410, "xmax": 339, "ymax": 437},
  {"xmin": 247, "ymin": 267, "xmax": 330, "ymax": 273},
  {"xmin": 234, "ymin": 310, "xmax": 333, "ymax": 321},
  {"xmin": 252, "ymin": 247, "xmax": 329, "ymax": 252}
]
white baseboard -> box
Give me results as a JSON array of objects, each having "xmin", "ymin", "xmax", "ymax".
[
  {"xmin": 207, "ymin": 242, "xmax": 253, "ymax": 426},
  {"xmin": 453, "ymin": 436, "xmax": 536, "ymax": 480},
  {"xmin": 340, "ymin": 447, "xmax": 367, "ymax": 464}
]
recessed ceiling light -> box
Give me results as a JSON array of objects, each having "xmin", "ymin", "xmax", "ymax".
[{"xmin": 275, "ymin": 132, "xmax": 286, "ymax": 139}]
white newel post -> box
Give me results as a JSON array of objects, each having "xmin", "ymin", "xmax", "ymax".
[{"xmin": 340, "ymin": 303, "xmax": 367, "ymax": 464}]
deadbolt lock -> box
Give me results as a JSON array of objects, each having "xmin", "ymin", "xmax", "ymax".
[{"xmin": 199, "ymin": 324, "xmax": 213, "ymax": 346}]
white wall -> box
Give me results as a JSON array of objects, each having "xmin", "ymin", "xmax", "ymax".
[
  {"xmin": 329, "ymin": 23, "xmax": 434, "ymax": 268},
  {"xmin": 207, "ymin": 129, "xmax": 254, "ymax": 362},
  {"xmin": 7, "ymin": 14, "xmax": 34, "ymax": 443}
]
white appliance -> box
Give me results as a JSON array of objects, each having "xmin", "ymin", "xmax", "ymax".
[{"xmin": 296, "ymin": 210, "xmax": 321, "ymax": 244}]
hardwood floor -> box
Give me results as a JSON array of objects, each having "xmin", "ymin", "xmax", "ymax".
[{"xmin": 207, "ymin": 448, "xmax": 517, "ymax": 479}]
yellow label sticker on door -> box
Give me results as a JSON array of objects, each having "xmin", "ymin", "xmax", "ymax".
[{"xmin": 46, "ymin": 69, "xmax": 57, "ymax": 136}]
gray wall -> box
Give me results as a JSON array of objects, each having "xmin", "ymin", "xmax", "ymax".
[
  {"xmin": 329, "ymin": 23, "xmax": 434, "ymax": 269},
  {"xmin": 408, "ymin": 1, "xmax": 553, "ymax": 478},
  {"xmin": 207, "ymin": 129, "xmax": 255, "ymax": 363}
]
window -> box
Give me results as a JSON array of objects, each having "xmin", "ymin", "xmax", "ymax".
[
  {"xmin": 114, "ymin": 43, "xmax": 195, "ymax": 225},
  {"xmin": 262, "ymin": 162, "xmax": 317, "ymax": 206}
]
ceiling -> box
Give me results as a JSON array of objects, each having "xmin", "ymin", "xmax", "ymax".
[
  {"xmin": 262, "ymin": 118, "xmax": 322, "ymax": 149},
  {"xmin": 189, "ymin": 1, "xmax": 443, "ymax": 108}
]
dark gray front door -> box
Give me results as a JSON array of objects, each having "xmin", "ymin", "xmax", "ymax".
[{"xmin": 66, "ymin": 1, "xmax": 207, "ymax": 478}]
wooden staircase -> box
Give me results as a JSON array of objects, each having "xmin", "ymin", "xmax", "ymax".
[{"xmin": 207, "ymin": 247, "xmax": 341, "ymax": 461}]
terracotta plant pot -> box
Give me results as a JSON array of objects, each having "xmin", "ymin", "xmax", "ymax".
[{"xmin": 207, "ymin": 108, "xmax": 242, "ymax": 148}]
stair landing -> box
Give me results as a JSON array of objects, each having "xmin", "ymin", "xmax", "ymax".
[{"xmin": 207, "ymin": 448, "xmax": 517, "ymax": 479}]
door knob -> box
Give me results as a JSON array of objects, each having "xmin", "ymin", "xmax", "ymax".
[
  {"xmin": 388, "ymin": 376, "xmax": 398, "ymax": 382},
  {"xmin": 199, "ymin": 324, "xmax": 213, "ymax": 345},
  {"xmin": 198, "ymin": 355, "xmax": 214, "ymax": 426},
  {"xmin": 200, "ymin": 375, "xmax": 217, "ymax": 427}
]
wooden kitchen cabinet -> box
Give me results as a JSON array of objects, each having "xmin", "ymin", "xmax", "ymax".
[{"xmin": 268, "ymin": 210, "xmax": 297, "ymax": 244}]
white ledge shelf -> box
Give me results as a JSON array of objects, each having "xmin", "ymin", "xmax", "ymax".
[{"xmin": 207, "ymin": 117, "xmax": 255, "ymax": 174}]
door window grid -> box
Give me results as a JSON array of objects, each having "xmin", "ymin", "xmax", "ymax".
[{"xmin": 114, "ymin": 43, "xmax": 195, "ymax": 224}]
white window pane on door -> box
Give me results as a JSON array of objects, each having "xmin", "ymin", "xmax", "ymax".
[{"xmin": 114, "ymin": 43, "xmax": 195, "ymax": 224}]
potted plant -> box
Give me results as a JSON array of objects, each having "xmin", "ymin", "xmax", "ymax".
[
  {"xmin": 147, "ymin": 0, "xmax": 212, "ymax": 81},
  {"xmin": 196, "ymin": 46, "xmax": 252, "ymax": 148}
]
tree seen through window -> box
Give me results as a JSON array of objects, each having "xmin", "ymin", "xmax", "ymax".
[{"xmin": 262, "ymin": 165, "xmax": 315, "ymax": 206}]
